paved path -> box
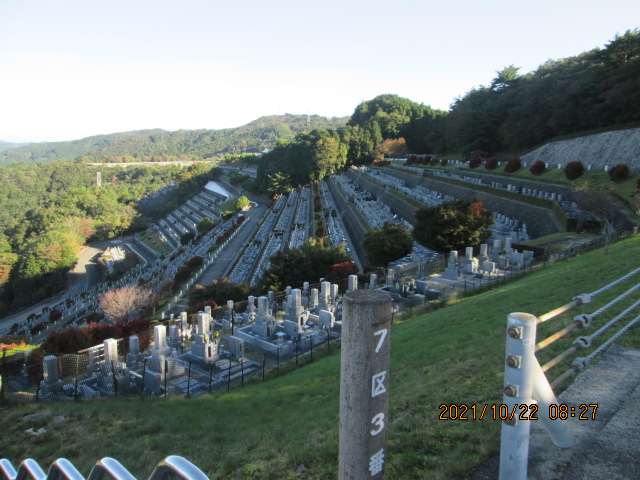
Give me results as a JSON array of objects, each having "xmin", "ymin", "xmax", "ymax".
[
  {"xmin": 0, "ymin": 236, "xmax": 154, "ymax": 333},
  {"xmin": 165, "ymin": 193, "xmax": 270, "ymax": 316},
  {"xmin": 195, "ymin": 194, "xmax": 269, "ymax": 287},
  {"xmin": 468, "ymin": 343, "xmax": 640, "ymax": 479},
  {"xmin": 67, "ymin": 241, "xmax": 109, "ymax": 294}
]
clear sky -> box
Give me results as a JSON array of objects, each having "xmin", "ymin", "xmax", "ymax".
[{"xmin": 0, "ymin": 0, "xmax": 638, "ymax": 143}]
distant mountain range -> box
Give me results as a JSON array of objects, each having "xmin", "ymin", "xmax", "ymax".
[
  {"xmin": 0, "ymin": 114, "xmax": 349, "ymax": 165},
  {"xmin": 0, "ymin": 140, "xmax": 32, "ymax": 153}
]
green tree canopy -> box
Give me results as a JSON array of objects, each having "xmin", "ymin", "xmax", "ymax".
[
  {"xmin": 235, "ymin": 196, "xmax": 250, "ymax": 210},
  {"xmin": 189, "ymin": 278, "xmax": 257, "ymax": 308},
  {"xmin": 258, "ymin": 239, "xmax": 351, "ymax": 292},
  {"xmin": 413, "ymin": 200, "xmax": 493, "ymax": 253},
  {"xmin": 196, "ymin": 217, "xmax": 213, "ymax": 234},
  {"xmin": 180, "ymin": 232, "xmax": 195, "ymax": 245},
  {"xmin": 257, "ymin": 129, "xmax": 347, "ymax": 194},
  {"xmin": 363, "ymin": 223, "xmax": 413, "ymax": 267}
]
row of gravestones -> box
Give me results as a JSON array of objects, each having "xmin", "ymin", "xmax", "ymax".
[
  {"xmin": 31, "ymin": 276, "xmax": 364, "ymax": 401},
  {"xmin": 440, "ymin": 239, "xmax": 534, "ymax": 282},
  {"xmin": 11, "ymin": 214, "xmax": 238, "ymax": 341}
]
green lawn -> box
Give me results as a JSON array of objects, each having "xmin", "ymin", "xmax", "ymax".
[
  {"xmin": 138, "ymin": 229, "xmax": 172, "ymax": 255},
  {"xmin": 1, "ymin": 236, "xmax": 639, "ymax": 479}
]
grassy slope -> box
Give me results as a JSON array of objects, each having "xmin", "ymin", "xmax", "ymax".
[
  {"xmin": 411, "ymin": 162, "xmax": 637, "ymax": 198},
  {"xmin": 1, "ymin": 237, "xmax": 639, "ymax": 479}
]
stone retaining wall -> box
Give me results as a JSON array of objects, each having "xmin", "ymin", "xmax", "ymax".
[
  {"xmin": 382, "ymin": 168, "xmax": 563, "ymax": 238},
  {"xmin": 345, "ymin": 170, "xmax": 419, "ymax": 224},
  {"xmin": 326, "ymin": 177, "xmax": 370, "ymax": 266},
  {"xmin": 522, "ymin": 128, "xmax": 640, "ymax": 172}
]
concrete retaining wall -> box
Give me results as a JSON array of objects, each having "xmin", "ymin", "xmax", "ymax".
[
  {"xmin": 382, "ymin": 168, "xmax": 563, "ymax": 238},
  {"xmin": 522, "ymin": 128, "xmax": 640, "ymax": 172}
]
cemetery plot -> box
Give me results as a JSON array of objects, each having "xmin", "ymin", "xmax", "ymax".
[
  {"xmin": 5, "ymin": 215, "xmax": 241, "ymax": 339},
  {"xmin": 229, "ymin": 191, "xmax": 315, "ymax": 286},
  {"xmin": 289, "ymin": 186, "xmax": 311, "ymax": 249},
  {"xmin": 3, "ymin": 279, "xmax": 350, "ymax": 402},
  {"xmin": 353, "ymin": 166, "xmax": 532, "ymax": 244}
]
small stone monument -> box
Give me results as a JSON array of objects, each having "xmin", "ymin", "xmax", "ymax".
[
  {"xmin": 150, "ymin": 325, "xmax": 171, "ymax": 357},
  {"xmin": 40, "ymin": 355, "xmax": 64, "ymax": 396},
  {"xmin": 127, "ymin": 335, "xmax": 144, "ymax": 367},
  {"xmin": 348, "ymin": 275, "xmax": 358, "ymax": 292}
]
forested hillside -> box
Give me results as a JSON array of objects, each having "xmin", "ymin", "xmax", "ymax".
[
  {"xmin": 255, "ymin": 30, "xmax": 640, "ymax": 193},
  {"xmin": 443, "ymin": 29, "xmax": 640, "ymax": 154},
  {"xmin": 0, "ymin": 114, "xmax": 349, "ymax": 165},
  {"xmin": 256, "ymin": 95, "xmax": 446, "ymax": 193},
  {"xmin": 0, "ymin": 140, "xmax": 31, "ymax": 153},
  {"xmin": 0, "ymin": 162, "xmax": 214, "ymax": 317}
]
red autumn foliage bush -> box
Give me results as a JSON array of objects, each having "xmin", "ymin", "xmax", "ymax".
[
  {"xmin": 529, "ymin": 160, "xmax": 546, "ymax": 176},
  {"xmin": 564, "ymin": 161, "xmax": 585, "ymax": 180},
  {"xmin": 469, "ymin": 157, "xmax": 482, "ymax": 169},
  {"xmin": 504, "ymin": 157, "xmax": 521, "ymax": 173},
  {"xmin": 485, "ymin": 157, "xmax": 498, "ymax": 170},
  {"xmin": 608, "ymin": 164, "xmax": 630, "ymax": 182}
]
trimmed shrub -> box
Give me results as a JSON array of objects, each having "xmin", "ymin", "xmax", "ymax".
[
  {"xmin": 485, "ymin": 157, "xmax": 498, "ymax": 170},
  {"xmin": 372, "ymin": 159, "xmax": 390, "ymax": 167},
  {"xmin": 529, "ymin": 160, "xmax": 546, "ymax": 176},
  {"xmin": 468, "ymin": 150, "xmax": 485, "ymax": 169},
  {"xmin": 440, "ymin": 158, "xmax": 448, "ymax": 167},
  {"xmin": 505, "ymin": 157, "xmax": 521, "ymax": 173},
  {"xmin": 405, "ymin": 154, "xmax": 417, "ymax": 165},
  {"xmin": 429, "ymin": 158, "xmax": 438, "ymax": 166},
  {"xmin": 30, "ymin": 323, "xmax": 46, "ymax": 335},
  {"xmin": 469, "ymin": 157, "xmax": 482, "ymax": 169},
  {"xmin": 85, "ymin": 312, "xmax": 102, "ymax": 324},
  {"xmin": 564, "ymin": 161, "xmax": 585, "ymax": 180},
  {"xmin": 608, "ymin": 164, "xmax": 630, "ymax": 182},
  {"xmin": 186, "ymin": 256, "xmax": 204, "ymax": 269}
]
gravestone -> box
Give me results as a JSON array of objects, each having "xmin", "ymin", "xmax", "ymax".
[
  {"xmin": 319, "ymin": 310, "xmax": 335, "ymax": 329},
  {"xmin": 151, "ymin": 325, "xmax": 171, "ymax": 357},
  {"xmin": 127, "ymin": 335, "xmax": 144, "ymax": 367},
  {"xmin": 478, "ymin": 244, "xmax": 489, "ymax": 263},
  {"xmin": 190, "ymin": 312, "xmax": 220, "ymax": 364},
  {"xmin": 40, "ymin": 355, "xmax": 64, "ymax": 396},
  {"xmin": 168, "ymin": 325, "xmax": 180, "ymax": 349},
  {"xmin": 309, "ymin": 288, "xmax": 319, "ymax": 310},
  {"xmin": 443, "ymin": 250, "xmax": 461, "ymax": 281},
  {"xmin": 252, "ymin": 296, "xmax": 275, "ymax": 338},
  {"xmin": 103, "ymin": 338, "xmax": 118, "ymax": 366},
  {"xmin": 331, "ymin": 284, "xmax": 339, "ymax": 302},
  {"xmin": 482, "ymin": 261, "xmax": 496, "ymax": 274},
  {"xmin": 227, "ymin": 336, "xmax": 245, "ymax": 359},
  {"xmin": 348, "ymin": 275, "xmax": 358, "ymax": 292},
  {"xmin": 286, "ymin": 289, "xmax": 305, "ymax": 321}
]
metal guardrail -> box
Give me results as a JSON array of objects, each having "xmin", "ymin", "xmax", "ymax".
[
  {"xmin": 0, "ymin": 456, "xmax": 208, "ymax": 480},
  {"xmin": 499, "ymin": 266, "xmax": 640, "ymax": 479}
]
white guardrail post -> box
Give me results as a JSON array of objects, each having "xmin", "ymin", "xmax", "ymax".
[{"xmin": 499, "ymin": 312, "xmax": 537, "ymax": 480}]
